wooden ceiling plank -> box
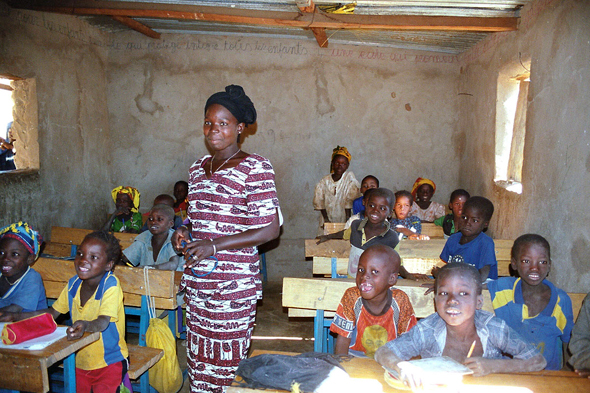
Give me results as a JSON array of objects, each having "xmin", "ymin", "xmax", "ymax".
[
  {"xmin": 30, "ymin": 6, "xmax": 518, "ymax": 32},
  {"xmin": 111, "ymin": 15, "xmax": 161, "ymax": 39},
  {"xmin": 310, "ymin": 27, "xmax": 329, "ymax": 48}
]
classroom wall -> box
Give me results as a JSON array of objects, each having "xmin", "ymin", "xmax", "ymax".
[
  {"xmin": 105, "ymin": 32, "xmax": 461, "ymax": 279},
  {"xmin": 0, "ymin": 6, "xmax": 113, "ymax": 237},
  {"xmin": 458, "ymin": 0, "xmax": 590, "ymax": 292}
]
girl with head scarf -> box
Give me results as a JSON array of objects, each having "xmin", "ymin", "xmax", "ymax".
[
  {"xmin": 172, "ymin": 85, "xmax": 281, "ymax": 393},
  {"xmin": 103, "ymin": 186, "xmax": 143, "ymax": 233},
  {"xmin": 0, "ymin": 221, "xmax": 47, "ymax": 314},
  {"xmin": 409, "ymin": 177, "xmax": 446, "ymax": 222},
  {"xmin": 313, "ymin": 145, "xmax": 360, "ymax": 235}
]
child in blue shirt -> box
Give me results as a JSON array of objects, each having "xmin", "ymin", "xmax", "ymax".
[
  {"xmin": 0, "ymin": 222, "xmax": 46, "ymax": 313},
  {"xmin": 439, "ymin": 196, "xmax": 498, "ymax": 280},
  {"xmin": 124, "ymin": 204, "xmax": 182, "ymax": 270},
  {"xmin": 375, "ymin": 262, "xmax": 546, "ymax": 390},
  {"xmin": 352, "ymin": 175, "xmax": 379, "ymax": 215},
  {"xmin": 488, "ymin": 234, "xmax": 574, "ymax": 370}
]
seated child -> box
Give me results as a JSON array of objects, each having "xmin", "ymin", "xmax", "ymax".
[
  {"xmin": 0, "ymin": 222, "xmax": 47, "ymax": 313},
  {"xmin": 488, "ymin": 234, "xmax": 574, "ymax": 370},
  {"xmin": 391, "ymin": 190, "xmax": 429, "ymax": 241},
  {"xmin": 173, "ymin": 180, "xmax": 189, "ymax": 221},
  {"xmin": 408, "ymin": 177, "xmax": 446, "ymax": 222},
  {"xmin": 331, "ymin": 244, "xmax": 416, "ymax": 358},
  {"xmin": 317, "ymin": 188, "xmax": 422, "ymax": 280},
  {"xmin": 140, "ymin": 194, "xmax": 184, "ymax": 233},
  {"xmin": 569, "ymin": 292, "xmax": 590, "ymax": 377},
  {"xmin": 124, "ymin": 204, "xmax": 182, "ymax": 270},
  {"xmin": 375, "ymin": 263, "xmax": 546, "ymax": 389},
  {"xmin": 0, "ymin": 231, "xmax": 131, "ymax": 393},
  {"xmin": 344, "ymin": 188, "xmax": 377, "ymax": 230},
  {"xmin": 434, "ymin": 189, "xmax": 470, "ymax": 238},
  {"xmin": 439, "ymin": 196, "xmax": 498, "ymax": 280},
  {"xmin": 352, "ymin": 175, "xmax": 379, "ymax": 215},
  {"xmin": 103, "ymin": 186, "xmax": 143, "ymax": 233}
]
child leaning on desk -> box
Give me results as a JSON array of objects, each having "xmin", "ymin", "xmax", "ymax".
[
  {"xmin": 375, "ymin": 263, "xmax": 546, "ymax": 390},
  {"xmin": 0, "ymin": 230, "xmax": 130, "ymax": 393},
  {"xmin": 0, "ymin": 222, "xmax": 47, "ymax": 313},
  {"xmin": 438, "ymin": 196, "xmax": 498, "ymax": 280},
  {"xmin": 316, "ymin": 188, "xmax": 426, "ymax": 280},
  {"xmin": 488, "ymin": 234, "xmax": 574, "ymax": 370},
  {"xmin": 331, "ymin": 244, "xmax": 417, "ymax": 358}
]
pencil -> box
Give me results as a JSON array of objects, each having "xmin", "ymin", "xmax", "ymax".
[{"xmin": 467, "ymin": 340, "xmax": 476, "ymax": 358}]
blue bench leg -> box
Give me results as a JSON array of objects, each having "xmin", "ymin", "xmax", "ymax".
[
  {"xmin": 331, "ymin": 257, "xmax": 347, "ymax": 279},
  {"xmin": 314, "ymin": 310, "xmax": 324, "ymax": 352},
  {"xmin": 260, "ymin": 252, "xmax": 268, "ymax": 283},
  {"xmin": 63, "ymin": 352, "xmax": 76, "ymax": 393},
  {"xmin": 139, "ymin": 296, "xmax": 148, "ymax": 347}
]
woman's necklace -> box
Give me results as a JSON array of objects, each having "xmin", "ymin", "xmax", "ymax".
[{"xmin": 210, "ymin": 149, "xmax": 241, "ymax": 174}]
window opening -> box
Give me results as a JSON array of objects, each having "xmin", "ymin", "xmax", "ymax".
[
  {"xmin": 0, "ymin": 74, "xmax": 39, "ymax": 172},
  {"xmin": 0, "ymin": 77, "xmax": 15, "ymax": 172},
  {"xmin": 494, "ymin": 65, "xmax": 530, "ymax": 194}
]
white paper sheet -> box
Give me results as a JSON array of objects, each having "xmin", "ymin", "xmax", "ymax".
[{"xmin": 0, "ymin": 323, "xmax": 67, "ymax": 350}]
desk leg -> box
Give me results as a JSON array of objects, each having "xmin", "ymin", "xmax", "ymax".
[{"xmin": 63, "ymin": 352, "xmax": 76, "ymax": 393}]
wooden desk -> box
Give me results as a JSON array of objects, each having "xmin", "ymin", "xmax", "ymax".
[
  {"xmin": 229, "ymin": 350, "xmax": 590, "ymax": 393},
  {"xmin": 306, "ymin": 238, "xmax": 514, "ymax": 276},
  {"xmin": 0, "ymin": 331, "xmax": 99, "ymax": 393}
]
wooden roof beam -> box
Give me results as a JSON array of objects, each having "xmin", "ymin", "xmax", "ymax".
[
  {"xmin": 297, "ymin": 1, "xmax": 328, "ymax": 48},
  {"xmin": 23, "ymin": 2, "xmax": 518, "ymax": 33},
  {"xmin": 30, "ymin": 6, "xmax": 518, "ymax": 32},
  {"xmin": 111, "ymin": 16, "xmax": 161, "ymax": 39}
]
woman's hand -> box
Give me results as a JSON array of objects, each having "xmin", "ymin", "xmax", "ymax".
[
  {"xmin": 172, "ymin": 226, "xmax": 191, "ymax": 250},
  {"xmin": 575, "ymin": 369, "xmax": 590, "ymax": 378},
  {"xmin": 182, "ymin": 239, "xmax": 216, "ymax": 269}
]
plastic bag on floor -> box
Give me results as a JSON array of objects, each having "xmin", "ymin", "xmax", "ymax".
[{"xmin": 146, "ymin": 318, "xmax": 183, "ymax": 393}]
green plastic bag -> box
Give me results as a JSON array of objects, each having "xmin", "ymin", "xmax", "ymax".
[{"xmin": 146, "ymin": 318, "xmax": 183, "ymax": 393}]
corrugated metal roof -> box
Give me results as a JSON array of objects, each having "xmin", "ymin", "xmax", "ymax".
[{"xmin": 16, "ymin": 0, "xmax": 534, "ymax": 53}]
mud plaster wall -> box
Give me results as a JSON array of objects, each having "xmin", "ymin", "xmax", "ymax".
[
  {"xmin": 106, "ymin": 33, "xmax": 461, "ymax": 279},
  {"xmin": 0, "ymin": 7, "xmax": 113, "ymax": 237},
  {"xmin": 458, "ymin": 0, "xmax": 590, "ymax": 292}
]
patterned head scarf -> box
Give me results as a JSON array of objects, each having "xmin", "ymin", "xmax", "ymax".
[
  {"xmin": 205, "ymin": 85, "xmax": 257, "ymax": 126},
  {"xmin": 111, "ymin": 186, "xmax": 140, "ymax": 212},
  {"xmin": 331, "ymin": 146, "xmax": 351, "ymax": 163},
  {"xmin": 411, "ymin": 177, "xmax": 436, "ymax": 200},
  {"xmin": 0, "ymin": 221, "xmax": 43, "ymax": 258}
]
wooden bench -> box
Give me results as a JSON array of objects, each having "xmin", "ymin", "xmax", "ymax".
[
  {"xmin": 43, "ymin": 226, "xmax": 138, "ymax": 258},
  {"xmin": 282, "ymin": 277, "xmax": 587, "ymax": 353},
  {"xmin": 323, "ymin": 222, "xmax": 445, "ymax": 238},
  {"xmin": 34, "ymin": 257, "xmax": 179, "ymax": 392},
  {"xmin": 128, "ymin": 344, "xmax": 164, "ymax": 392},
  {"xmin": 305, "ymin": 238, "xmax": 514, "ymax": 277}
]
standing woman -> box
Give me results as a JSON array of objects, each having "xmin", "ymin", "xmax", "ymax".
[
  {"xmin": 313, "ymin": 146, "xmax": 360, "ymax": 234},
  {"xmin": 173, "ymin": 85, "xmax": 281, "ymax": 393}
]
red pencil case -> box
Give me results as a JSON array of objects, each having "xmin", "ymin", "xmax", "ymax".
[{"xmin": 1, "ymin": 313, "xmax": 57, "ymax": 345}]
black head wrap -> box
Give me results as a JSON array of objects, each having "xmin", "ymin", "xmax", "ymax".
[{"xmin": 204, "ymin": 85, "xmax": 257, "ymax": 126}]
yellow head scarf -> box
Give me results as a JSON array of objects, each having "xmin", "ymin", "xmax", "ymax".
[
  {"xmin": 331, "ymin": 146, "xmax": 352, "ymax": 163},
  {"xmin": 111, "ymin": 186, "xmax": 140, "ymax": 212},
  {"xmin": 411, "ymin": 177, "xmax": 436, "ymax": 200}
]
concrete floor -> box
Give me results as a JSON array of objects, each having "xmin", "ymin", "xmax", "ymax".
[{"xmin": 176, "ymin": 281, "xmax": 314, "ymax": 392}]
